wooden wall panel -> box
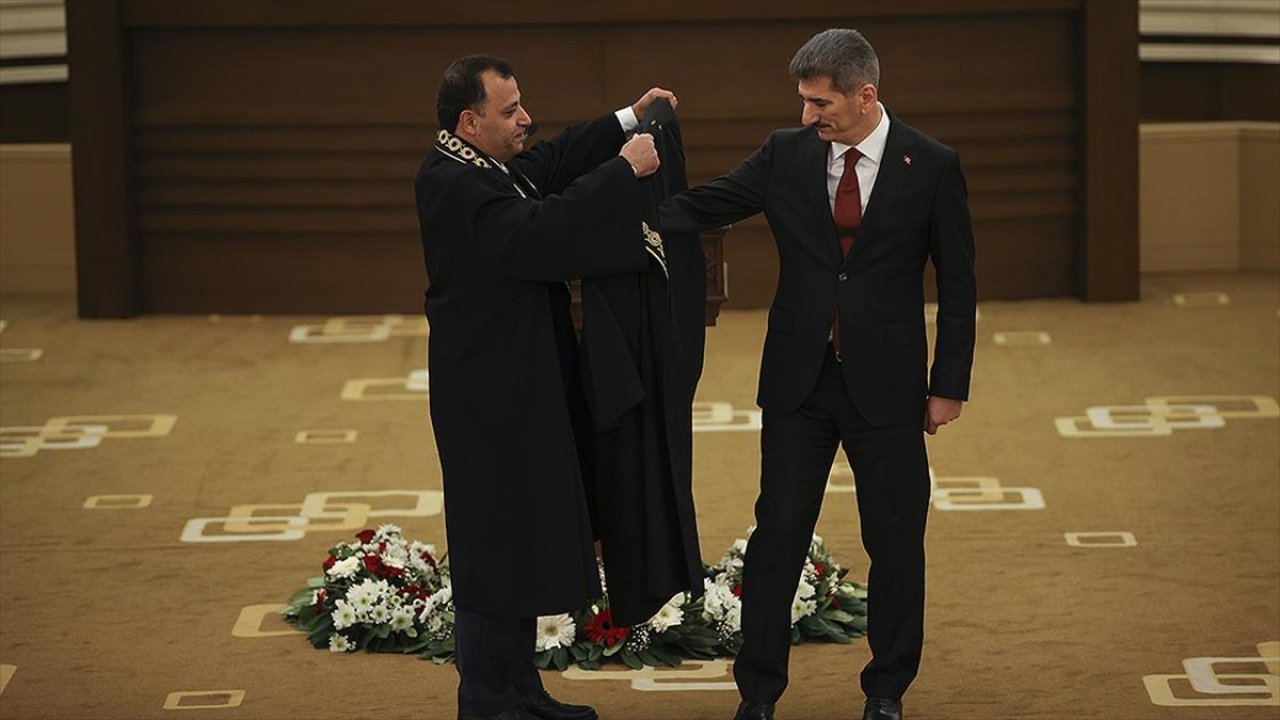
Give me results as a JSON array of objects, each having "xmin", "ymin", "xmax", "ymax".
[{"xmin": 66, "ymin": 0, "xmax": 1135, "ymax": 315}]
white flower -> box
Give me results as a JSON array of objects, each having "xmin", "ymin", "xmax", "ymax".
[
  {"xmin": 795, "ymin": 580, "xmax": 816, "ymax": 601},
  {"xmin": 375, "ymin": 523, "xmax": 402, "ymax": 539},
  {"xmin": 381, "ymin": 544, "xmax": 408, "ymax": 569},
  {"xmin": 649, "ymin": 602, "xmax": 685, "ymax": 633},
  {"xmin": 348, "ymin": 590, "xmax": 375, "ymax": 615},
  {"xmin": 369, "ymin": 603, "xmax": 391, "ymax": 624},
  {"xmin": 328, "ymin": 633, "xmax": 353, "ymax": 652},
  {"xmin": 731, "ymin": 538, "xmax": 749, "ymax": 555},
  {"xmin": 326, "ymin": 556, "xmax": 360, "ymax": 580},
  {"xmin": 790, "ymin": 597, "xmax": 817, "ymax": 624},
  {"xmin": 701, "ymin": 578, "xmax": 742, "ymax": 627},
  {"xmin": 389, "ymin": 608, "xmax": 415, "ymax": 633},
  {"xmin": 429, "ymin": 586, "xmax": 452, "ymax": 608},
  {"xmin": 427, "ymin": 614, "xmax": 446, "ymax": 634},
  {"xmin": 724, "ymin": 604, "xmax": 742, "ymax": 633},
  {"xmin": 332, "ymin": 600, "xmax": 358, "ymax": 630},
  {"xmin": 535, "ymin": 614, "xmax": 577, "ymax": 651}
]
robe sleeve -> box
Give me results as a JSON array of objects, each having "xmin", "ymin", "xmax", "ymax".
[
  {"xmin": 467, "ymin": 156, "xmax": 649, "ymax": 282},
  {"xmin": 508, "ymin": 114, "xmax": 627, "ymax": 197}
]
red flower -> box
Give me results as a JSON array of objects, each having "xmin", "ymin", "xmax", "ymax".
[
  {"xmin": 813, "ymin": 562, "xmax": 826, "ymax": 578},
  {"xmin": 421, "ymin": 552, "xmax": 438, "ymax": 570},
  {"xmin": 731, "ymin": 584, "xmax": 743, "ymax": 597},
  {"xmin": 355, "ymin": 529, "xmax": 376, "ymax": 544},
  {"xmin": 313, "ymin": 589, "xmax": 327, "ymax": 609},
  {"xmin": 323, "ymin": 555, "xmax": 337, "ymax": 571},
  {"xmin": 381, "ymin": 565, "xmax": 405, "ymax": 579},
  {"xmin": 831, "ymin": 597, "xmax": 842, "ymax": 610},
  {"xmin": 583, "ymin": 609, "xmax": 628, "ymax": 648},
  {"xmin": 363, "ymin": 555, "xmax": 382, "ymax": 574}
]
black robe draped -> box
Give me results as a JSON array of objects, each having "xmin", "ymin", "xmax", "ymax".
[{"xmin": 579, "ymin": 111, "xmax": 707, "ymax": 626}]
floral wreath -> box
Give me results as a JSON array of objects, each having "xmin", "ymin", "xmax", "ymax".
[{"xmin": 285, "ymin": 525, "xmax": 867, "ymax": 669}]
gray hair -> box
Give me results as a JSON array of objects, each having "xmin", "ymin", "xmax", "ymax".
[{"xmin": 789, "ymin": 29, "xmax": 880, "ymax": 94}]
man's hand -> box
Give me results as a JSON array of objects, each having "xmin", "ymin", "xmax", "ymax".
[
  {"xmin": 924, "ymin": 396, "xmax": 963, "ymax": 435},
  {"xmin": 620, "ymin": 134, "xmax": 660, "ymax": 177},
  {"xmin": 632, "ymin": 87, "xmax": 678, "ymax": 119}
]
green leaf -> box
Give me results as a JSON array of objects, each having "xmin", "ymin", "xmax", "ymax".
[
  {"xmin": 534, "ymin": 651, "xmax": 552, "ymax": 670},
  {"xmin": 648, "ymin": 646, "xmax": 683, "ymax": 667},
  {"xmin": 821, "ymin": 609, "xmax": 855, "ymax": 624},
  {"xmin": 637, "ymin": 649, "xmax": 661, "ymax": 667},
  {"xmin": 603, "ymin": 641, "xmax": 625, "ymax": 657},
  {"xmin": 552, "ymin": 647, "xmax": 570, "ymax": 671},
  {"xmin": 620, "ymin": 652, "xmax": 644, "ymax": 670}
]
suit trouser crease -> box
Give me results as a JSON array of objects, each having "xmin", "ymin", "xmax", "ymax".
[{"xmin": 733, "ymin": 351, "xmax": 931, "ymax": 702}]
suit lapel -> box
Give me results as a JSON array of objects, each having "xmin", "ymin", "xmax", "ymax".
[
  {"xmin": 846, "ymin": 112, "xmax": 917, "ymax": 267},
  {"xmin": 797, "ymin": 130, "xmax": 843, "ymax": 269}
]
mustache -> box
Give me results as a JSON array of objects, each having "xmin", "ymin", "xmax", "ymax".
[{"xmin": 522, "ymin": 122, "xmax": 538, "ymax": 140}]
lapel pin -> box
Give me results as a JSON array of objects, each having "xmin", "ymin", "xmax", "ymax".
[{"xmin": 903, "ymin": 155, "xmax": 912, "ymax": 166}]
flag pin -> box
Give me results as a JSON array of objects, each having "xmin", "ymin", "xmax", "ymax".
[{"xmin": 903, "ymin": 155, "xmax": 912, "ymax": 165}]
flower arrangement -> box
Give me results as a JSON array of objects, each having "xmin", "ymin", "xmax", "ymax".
[
  {"xmin": 285, "ymin": 527, "xmax": 867, "ymax": 669},
  {"xmin": 283, "ymin": 524, "xmax": 455, "ymax": 657}
]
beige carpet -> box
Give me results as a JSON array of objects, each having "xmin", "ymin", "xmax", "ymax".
[{"xmin": 1, "ymin": 271, "xmax": 1277, "ymax": 720}]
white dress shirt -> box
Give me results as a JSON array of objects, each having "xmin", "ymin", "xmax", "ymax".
[{"xmin": 826, "ymin": 102, "xmax": 891, "ymax": 217}]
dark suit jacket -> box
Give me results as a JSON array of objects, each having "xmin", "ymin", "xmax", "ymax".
[
  {"xmin": 660, "ymin": 110, "xmax": 976, "ymax": 425},
  {"xmin": 414, "ymin": 115, "xmax": 650, "ymax": 618}
]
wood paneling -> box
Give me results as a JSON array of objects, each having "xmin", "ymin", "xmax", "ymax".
[
  {"xmin": 66, "ymin": 0, "xmax": 1136, "ymax": 315},
  {"xmin": 0, "ymin": 82, "xmax": 68, "ymax": 142},
  {"xmin": 1083, "ymin": 0, "xmax": 1140, "ymax": 301},
  {"xmin": 66, "ymin": 0, "xmax": 137, "ymax": 316},
  {"xmin": 1142, "ymin": 63, "xmax": 1280, "ymax": 122}
]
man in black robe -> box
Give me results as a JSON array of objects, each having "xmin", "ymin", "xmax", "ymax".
[{"xmin": 414, "ymin": 55, "xmax": 675, "ymax": 720}]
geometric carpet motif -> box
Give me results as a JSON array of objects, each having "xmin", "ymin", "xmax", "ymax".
[{"xmin": 1, "ymin": 271, "xmax": 1276, "ymax": 719}]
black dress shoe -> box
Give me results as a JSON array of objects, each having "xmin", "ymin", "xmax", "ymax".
[
  {"xmin": 520, "ymin": 690, "xmax": 598, "ymax": 720},
  {"xmin": 733, "ymin": 700, "xmax": 776, "ymax": 720},
  {"xmin": 862, "ymin": 696, "xmax": 902, "ymax": 720},
  {"xmin": 457, "ymin": 707, "xmax": 539, "ymax": 720}
]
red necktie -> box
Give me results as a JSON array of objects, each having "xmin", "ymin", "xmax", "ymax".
[{"xmin": 832, "ymin": 148, "xmax": 862, "ymax": 355}]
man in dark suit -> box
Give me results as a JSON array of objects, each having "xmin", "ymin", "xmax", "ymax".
[
  {"xmin": 415, "ymin": 55, "xmax": 674, "ymax": 720},
  {"xmin": 660, "ymin": 29, "xmax": 977, "ymax": 720}
]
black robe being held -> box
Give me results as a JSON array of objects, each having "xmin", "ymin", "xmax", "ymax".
[{"xmin": 580, "ymin": 113, "xmax": 707, "ymax": 626}]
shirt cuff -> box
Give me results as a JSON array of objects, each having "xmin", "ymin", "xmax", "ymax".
[{"xmin": 615, "ymin": 106, "xmax": 639, "ymax": 133}]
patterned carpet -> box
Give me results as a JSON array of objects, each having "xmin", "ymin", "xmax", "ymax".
[{"xmin": 0, "ymin": 270, "xmax": 1277, "ymax": 720}]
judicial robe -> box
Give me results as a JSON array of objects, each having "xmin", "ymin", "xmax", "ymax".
[
  {"xmin": 579, "ymin": 116, "xmax": 707, "ymax": 626},
  {"xmin": 414, "ymin": 116, "xmax": 650, "ymax": 619}
]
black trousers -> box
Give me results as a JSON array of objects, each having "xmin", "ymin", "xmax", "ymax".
[
  {"xmin": 454, "ymin": 609, "xmax": 544, "ymax": 716},
  {"xmin": 734, "ymin": 346, "xmax": 931, "ymax": 702}
]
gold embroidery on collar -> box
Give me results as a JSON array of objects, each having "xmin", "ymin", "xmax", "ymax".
[{"xmin": 435, "ymin": 129, "xmax": 492, "ymax": 169}]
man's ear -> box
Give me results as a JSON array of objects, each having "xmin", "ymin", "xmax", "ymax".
[
  {"xmin": 457, "ymin": 109, "xmax": 477, "ymax": 136},
  {"xmin": 858, "ymin": 83, "xmax": 878, "ymax": 112}
]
